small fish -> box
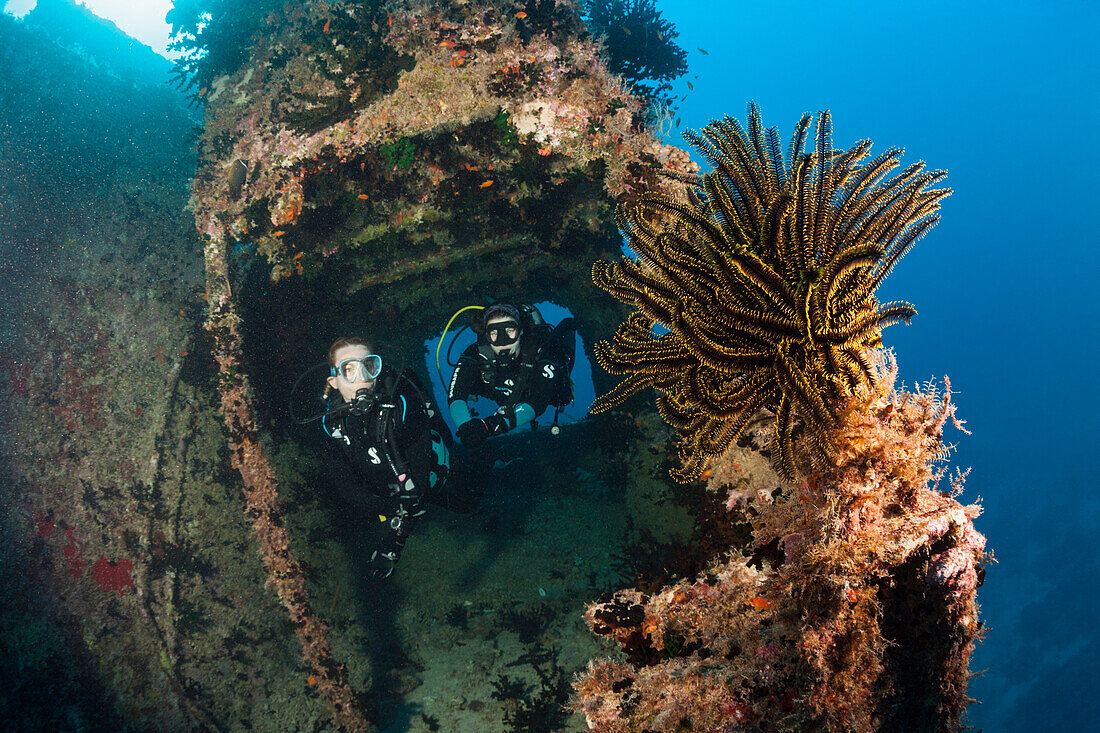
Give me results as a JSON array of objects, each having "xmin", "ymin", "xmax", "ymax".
[
  {"xmin": 538, "ymin": 146, "xmax": 551, "ymax": 156},
  {"xmin": 357, "ymin": 194, "xmax": 370, "ymax": 199},
  {"xmin": 462, "ymin": 163, "xmax": 479, "ymax": 171},
  {"xmin": 515, "ymin": 11, "xmax": 527, "ymax": 18},
  {"xmin": 387, "ymin": 13, "xmax": 392, "ymax": 27},
  {"xmin": 622, "ymin": 27, "xmax": 631, "ymax": 35},
  {"xmin": 436, "ymin": 39, "xmax": 458, "ymax": 48},
  {"xmin": 675, "ymin": 117, "xmax": 681, "ymax": 127},
  {"xmin": 198, "ymin": 86, "xmax": 207, "ymax": 97},
  {"xmin": 273, "ymin": 230, "xmax": 286, "ymax": 237},
  {"xmin": 698, "ymin": 47, "xmax": 709, "ymax": 55},
  {"xmin": 292, "ymin": 252, "xmax": 303, "ymax": 260},
  {"xmin": 748, "ymin": 597, "xmax": 772, "ymax": 612},
  {"xmin": 700, "ymin": 467, "xmax": 714, "ymax": 481},
  {"xmin": 307, "ymin": 675, "xmax": 318, "ymax": 686},
  {"xmin": 227, "ymin": 158, "xmax": 248, "ymax": 198},
  {"xmin": 687, "ymin": 81, "xmax": 694, "ymax": 90},
  {"xmin": 457, "ymin": 48, "xmax": 468, "ymax": 56},
  {"xmin": 448, "ymin": 56, "xmax": 466, "ymax": 67},
  {"xmin": 323, "ymin": 19, "xmax": 330, "ymax": 33},
  {"xmin": 480, "ymin": 180, "xmax": 494, "ymax": 188}
]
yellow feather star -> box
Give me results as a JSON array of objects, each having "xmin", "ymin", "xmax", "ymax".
[{"xmin": 592, "ymin": 103, "xmax": 950, "ymax": 482}]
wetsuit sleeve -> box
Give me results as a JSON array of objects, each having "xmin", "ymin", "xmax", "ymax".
[
  {"xmin": 391, "ymin": 374, "xmax": 434, "ymax": 495},
  {"xmin": 447, "ymin": 344, "xmax": 481, "ymax": 426}
]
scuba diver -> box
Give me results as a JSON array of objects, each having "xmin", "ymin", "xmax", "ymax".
[
  {"xmin": 446, "ymin": 302, "xmax": 576, "ymax": 472},
  {"xmin": 316, "ymin": 336, "xmax": 474, "ymax": 579}
]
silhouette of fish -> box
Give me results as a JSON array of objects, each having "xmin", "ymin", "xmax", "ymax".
[{"xmin": 228, "ymin": 158, "xmax": 248, "ymax": 198}]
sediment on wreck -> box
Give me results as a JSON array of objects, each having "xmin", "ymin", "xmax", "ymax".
[{"xmin": 183, "ymin": 0, "xmax": 697, "ymax": 727}]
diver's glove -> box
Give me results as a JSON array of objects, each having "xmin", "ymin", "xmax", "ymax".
[
  {"xmin": 368, "ymin": 549, "xmax": 398, "ymax": 579},
  {"xmin": 456, "ymin": 418, "xmax": 490, "ymax": 446},
  {"xmin": 368, "ymin": 531, "xmax": 406, "ymax": 580},
  {"xmin": 457, "ymin": 414, "xmax": 510, "ymax": 445},
  {"xmin": 482, "ymin": 412, "xmax": 511, "ymax": 436}
]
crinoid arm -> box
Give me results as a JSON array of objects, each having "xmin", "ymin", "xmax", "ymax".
[{"xmin": 592, "ymin": 102, "xmax": 948, "ymax": 481}]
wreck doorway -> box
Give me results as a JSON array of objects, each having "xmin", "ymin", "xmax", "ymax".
[
  {"xmin": 183, "ymin": 2, "xmax": 704, "ymax": 728},
  {"xmin": 228, "ymin": 248, "xmax": 695, "ymax": 731}
]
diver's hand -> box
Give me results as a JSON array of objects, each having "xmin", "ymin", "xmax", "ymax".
[
  {"xmin": 482, "ymin": 413, "xmax": 510, "ymax": 436},
  {"xmin": 456, "ymin": 418, "xmax": 490, "ymax": 447}
]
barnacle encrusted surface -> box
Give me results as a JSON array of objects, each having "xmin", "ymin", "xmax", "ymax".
[{"xmin": 591, "ymin": 103, "xmax": 950, "ymax": 481}]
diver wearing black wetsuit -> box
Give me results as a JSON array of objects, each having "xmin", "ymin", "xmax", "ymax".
[
  {"xmin": 447, "ymin": 303, "xmax": 575, "ymax": 468},
  {"xmin": 323, "ymin": 363, "xmax": 464, "ymax": 579}
]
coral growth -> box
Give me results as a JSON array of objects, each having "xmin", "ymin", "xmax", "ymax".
[
  {"xmin": 575, "ymin": 350, "xmax": 986, "ymax": 731},
  {"xmin": 590, "ymin": 103, "xmax": 950, "ymax": 482},
  {"xmin": 183, "ymin": 0, "xmax": 697, "ymax": 286}
]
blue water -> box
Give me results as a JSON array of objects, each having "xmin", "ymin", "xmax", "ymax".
[{"xmin": 655, "ymin": 1, "xmax": 1099, "ymax": 728}]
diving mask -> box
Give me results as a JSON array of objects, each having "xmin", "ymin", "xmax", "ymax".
[
  {"xmin": 485, "ymin": 319, "xmax": 521, "ymax": 347},
  {"xmin": 332, "ymin": 354, "xmax": 383, "ymax": 383}
]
